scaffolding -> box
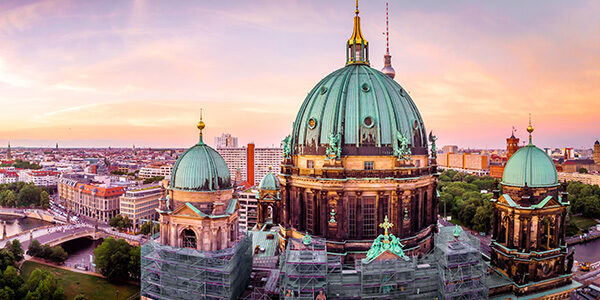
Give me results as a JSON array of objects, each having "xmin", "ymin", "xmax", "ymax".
[
  {"xmin": 435, "ymin": 226, "xmax": 488, "ymax": 300},
  {"xmin": 279, "ymin": 237, "xmax": 328, "ymax": 300},
  {"xmin": 140, "ymin": 235, "xmax": 252, "ymax": 300}
]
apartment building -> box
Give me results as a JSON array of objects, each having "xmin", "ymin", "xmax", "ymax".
[
  {"xmin": 119, "ymin": 185, "xmax": 164, "ymax": 228},
  {"xmin": 138, "ymin": 164, "xmax": 173, "ymax": 179},
  {"xmin": 20, "ymin": 170, "xmax": 60, "ymax": 187},
  {"xmin": 237, "ymin": 188, "xmax": 258, "ymax": 233}
]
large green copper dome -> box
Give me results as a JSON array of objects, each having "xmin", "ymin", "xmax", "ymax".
[
  {"xmin": 290, "ymin": 64, "xmax": 427, "ymax": 156},
  {"xmin": 170, "ymin": 140, "xmax": 231, "ymax": 191},
  {"xmin": 502, "ymin": 144, "xmax": 558, "ymax": 188}
]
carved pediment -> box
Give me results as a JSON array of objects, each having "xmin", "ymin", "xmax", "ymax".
[{"xmin": 171, "ymin": 202, "xmax": 205, "ymax": 218}]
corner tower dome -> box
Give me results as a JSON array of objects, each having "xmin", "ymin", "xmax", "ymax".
[
  {"xmin": 290, "ymin": 1, "xmax": 426, "ymax": 156},
  {"xmin": 501, "ymin": 119, "xmax": 558, "ymax": 188},
  {"xmin": 258, "ymin": 167, "xmax": 280, "ymax": 191},
  {"xmin": 170, "ymin": 114, "xmax": 231, "ymax": 191}
]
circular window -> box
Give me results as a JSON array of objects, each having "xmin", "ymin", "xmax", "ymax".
[
  {"xmin": 361, "ymin": 83, "xmax": 370, "ymax": 93},
  {"xmin": 308, "ymin": 118, "xmax": 317, "ymax": 129},
  {"xmin": 363, "ymin": 116, "xmax": 374, "ymax": 128},
  {"xmin": 320, "ymin": 86, "xmax": 328, "ymax": 95}
]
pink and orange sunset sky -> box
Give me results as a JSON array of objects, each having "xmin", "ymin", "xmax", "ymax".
[{"xmin": 0, "ymin": 0, "xmax": 598, "ymax": 149}]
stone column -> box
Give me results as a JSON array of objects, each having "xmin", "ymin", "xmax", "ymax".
[
  {"xmin": 391, "ymin": 190, "xmax": 399, "ymax": 236},
  {"xmin": 169, "ymin": 224, "xmax": 177, "ymax": 247},
  {"xmin": 507, "ymin": 211, "xmax": 515, "ymax": 248},
  {"xmin": 356, "ymin": 191, "xmax": 363, "ymax": 239}
]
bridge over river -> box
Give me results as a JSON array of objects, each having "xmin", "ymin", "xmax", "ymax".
[{"xmin": 0, "ymin": 223, "xmax": 144, "ymax": 252}]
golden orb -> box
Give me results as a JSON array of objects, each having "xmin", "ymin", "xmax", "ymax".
[
  {"xmin": 527, "ymin": 125, "xmax": 534, "ymax": 134},
  {"xmin": 197, "ymin": 120, "xmax": 205, "ymax": 131}
]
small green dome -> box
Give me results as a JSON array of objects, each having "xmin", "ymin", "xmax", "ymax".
[
  {"xmin": 502, "ymin": 144, "xmax": 558, "ymax": 188},
  {"xmin": 259, "ymin": 171, "xmax": 280, "ymax": 191},
  {"xmin": 291, "ymin": 64, "xmax": 427, "ymax": 156},
  {"xmin": 170, "ymin": 142, "xmax": 231, "ymax": 191}
]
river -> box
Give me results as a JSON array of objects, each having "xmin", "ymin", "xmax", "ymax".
[
  {"xmin": 0, "ymin": 216, "xmax": 51, "ymax": 237},
  {"xmin": 573, "ymin": 238, "xmax": 600, "ymax": 263}
]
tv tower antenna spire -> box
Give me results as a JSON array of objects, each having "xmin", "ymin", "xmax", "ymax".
[
  {"xmin": 386, "ymin": 1, "xmax": 390, "ymax": 55},
  {"xmin": 381, "ymin": 1, "xmax": 396, "ymax": 79}
]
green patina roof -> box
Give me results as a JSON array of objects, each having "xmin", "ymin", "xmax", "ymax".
[
  {"xmin": 291, "ymin": 63, "xmax": 427, "ymax": 154},
  {"xmin": 170, "ymin": 141, "xmax": 231, "ymax": 191},
  {"xmin": 258, "ymin": 171, "xmax": 280, "ymax": 190},
  {"xmin": 502, "ymin": 144, "xmax": 558, "ymax": 188}
]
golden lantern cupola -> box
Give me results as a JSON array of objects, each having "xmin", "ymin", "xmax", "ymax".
[{"xmin": 346, "ymin": 0, "xmax": 369, "ymax": 66}]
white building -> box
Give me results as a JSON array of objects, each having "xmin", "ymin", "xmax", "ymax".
[
  {"xmin": 237, "ymin": 188, "xmax": 258, "ymax": 233},
  {"xmin": 214, "ymin": 133, "xmax": 238, "ymax": 148},
  {"xmin": 119, "ymin": 185, "xmax": 164, "ymax": 228},
  {"xmin": 139, "ymin": 164, "xmax": 172, "ymax": 179},
  {"xmin": 20, "ymin": 170, "xmax": 60, "ymax": 187},
  {"xmin": 0, "ymin": 171, "xmax": 19, "ymax": 184},
  {"xmin": 218, "ymin": 147, "xmax": 247, "ymax": 183},
  {"xmin": 254, "ymin": 147, "xmax": 283, "ymax": 185},
  {"xmin": 217, "ymin": 144, "xmax": 283, "ymax": 186}
]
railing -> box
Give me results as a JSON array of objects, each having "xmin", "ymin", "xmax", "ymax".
[{"xmin": 284, "ymin": 165, "xmax": 434, "ymax": 180}]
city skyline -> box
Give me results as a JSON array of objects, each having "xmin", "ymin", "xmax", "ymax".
[{"xmin": 0, "ymin": 0, "xmax": 598, "ymax": 149}]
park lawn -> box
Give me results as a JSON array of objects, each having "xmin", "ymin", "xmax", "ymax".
[
  {"xmin": 21, "ymin": 261, "xmax": 139, "ymax": 300},
  {"xmin": 571, "ymin": 215, "xmax": 598, "ymax": 232}
]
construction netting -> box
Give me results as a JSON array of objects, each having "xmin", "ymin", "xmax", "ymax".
[{"xmin": 141, "ymin": 235, "xmax": 252, "ymax": 300}]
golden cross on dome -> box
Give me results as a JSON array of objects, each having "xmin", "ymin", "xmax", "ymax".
[{"xmin": 379, "ymin": 215, "xmax": 393, "ymax": 237}]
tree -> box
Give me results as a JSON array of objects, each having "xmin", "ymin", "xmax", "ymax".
[
  {"xmin": 582, "ymin": 195, "xmax": 600, "ymax": 218},
  {"xmin": 22, "ymin": 268, "xmax": 64, "ymax": 300},
  {"xmin": 473, "ymin": 204, "xmax": 493, "ymax": 233},
  {"xmin": 17, "ymin": 184, "xmax": 40, "ymax": 207},
  {"xmin": 143, "ymin": 176, "xmax": 164, "ymax": 184},
  {"xmin": 0, "ymin": 249, "xmax": 15, "ymax": 272},
  {"xmin": 49, "ymin": 246, "xmax": 68, "ymax": 264},
  {"xmin": 39, "ymin": 191, "xmax": 50, "ymax": 209},
  {"xmin": 110, "ymin": 214, "xmax": 132, "ymax": 230},
  {"xmin": 6, "ymin": 240, "xmax": 23, "ymax": 262},
  {"xmin": 0, "ymin": 190, "xmax": 16, "ymax": 207},
  {"xmin": 578, "ymin": 167, "xmax": 588, "ymax": 174},
  {"xmin": 94, "ymin": 237, "xmax": 135, "ymax": 281},
  {"xmin": 139, "ymin": 222, "xmax": 153, "ymax": 235},
  {"xmin": 27, "ymin": 240, "xmax": 42, "ymax": 257},
  {"xmin": 129, "ymin": 246, "xmax": 141, "ymax": 280},
  {"xmin": 2, "ymin": 265, "xmax": 23, "ymax": 292}
]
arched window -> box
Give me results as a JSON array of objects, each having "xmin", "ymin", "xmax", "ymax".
[
  {"xmin": 181, "ymin": 229, "xmax": 197, "ymax": 249},
  {"xmin": 498, "ymin": 216, "xmax": 509, "ymax": 244},
  {"xmin": 540, "ymin": 218, "xmax": 554, "ymax": 250}
]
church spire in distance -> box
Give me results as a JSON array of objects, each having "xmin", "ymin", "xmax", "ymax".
[
  {"xmin": 381, "ymin": 2, "xmax": 396, "ymax": 79},
  {"xmin": 346, "ymin": 0, "xmax": 369, "ymax": 66}
]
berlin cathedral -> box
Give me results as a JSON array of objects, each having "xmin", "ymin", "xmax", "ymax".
[{"xmin": 141, "ymin": 2, "xmax": 579, "ymax": 299}]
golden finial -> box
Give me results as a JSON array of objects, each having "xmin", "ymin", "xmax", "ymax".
[
  {"xmin": 197, "ymin": 109, "xmax": 205, "ymax": 144},
  {"xmin": 527, "ymin": 113, "xmax": 534, "ymax": 134},
  {"xmin": 527, "ymin": 113, "xmax": 534, "ymax": 145},
  {"xmin": 355, "ymin": 0, "xmax": 359, "ymax": 15},
  {"xmin": 379, "ymin": 215, "xmax": 393, "ymax": 238}
]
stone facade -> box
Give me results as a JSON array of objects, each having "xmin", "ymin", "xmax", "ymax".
[
  {"xmin": 158, "ymin": 187, "xmax": 239, "ymax": 251},
  {"xmin": 490, "ymin": 184, "xmax": 573, "ymax": 296},
  {"xmin": 278, "ymin": 154, "xmax": 437, "ymax": 260}
]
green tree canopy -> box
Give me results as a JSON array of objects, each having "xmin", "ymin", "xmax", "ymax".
[
  {"xmin": 17, "ymin": 184, "xmax": 41, "ymax": 207},
  {"xmin": 94, "ymin": 237, "xmax": 136, "ymax": 282}
]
